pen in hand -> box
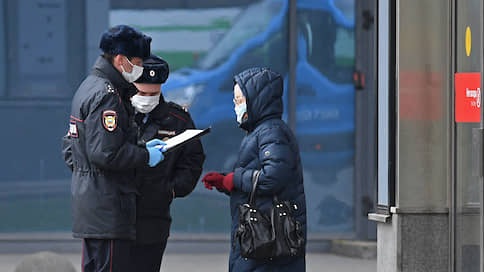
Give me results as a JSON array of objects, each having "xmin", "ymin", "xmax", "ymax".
[{"xmin": 155, "ymin": 144, "xmax": 167, "ymax": 152}]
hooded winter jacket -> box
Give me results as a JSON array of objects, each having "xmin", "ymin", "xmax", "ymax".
[{"xmin": 229, "ymin": 67, "xmax": 307, "ymax": 272}]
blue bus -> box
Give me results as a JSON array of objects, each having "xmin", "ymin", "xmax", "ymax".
[{"xmin": 164, "ymin": 0, "xmax": 356, "ymax": 232}]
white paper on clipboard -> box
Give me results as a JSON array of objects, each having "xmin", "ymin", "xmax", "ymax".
[{"xmin": 155, "ymin": 127, "xmax": 210, "ymax": 153}]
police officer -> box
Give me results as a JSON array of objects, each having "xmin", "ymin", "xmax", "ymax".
[
  {"xmin": 130, "ymin": 54, "xmax": 205, "ymax": 271},
  {"xmin": 62, "ymin": 25, "xmax": 166, "ymax": 272}
]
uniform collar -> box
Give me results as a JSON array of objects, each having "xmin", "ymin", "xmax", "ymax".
[
  {"xmin": 91, "ymin": 55, "xmax": 133, "ymax": 97},
  {"xmin": 149, "ymin": 94, "xmax": 169, "ymax": 117}
]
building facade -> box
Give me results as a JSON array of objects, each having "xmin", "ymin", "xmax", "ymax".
[
  {"xmin": 0, "ymin": 0, "xmax": 378, "ymax": 252},
  {"xmin": 370, "ymin": 0, "xmax": 484, "ymax": 271}
]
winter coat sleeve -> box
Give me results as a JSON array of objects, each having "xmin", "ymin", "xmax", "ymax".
[
  {"xmin": 84, "ymin": 92, "xmax": 149, "ymax": 171},
  {"xmin": 172, "ymin": 119, "xmax": 205, "ymax": 198},
  {"xmin": 61, "ymin": 134, "xmax": 73, "ymax": 172},
  {"xmin": 234, "ymin": 126, "xmax": 297, "ymax": 195}
]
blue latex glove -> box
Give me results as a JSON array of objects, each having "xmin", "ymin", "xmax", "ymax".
[{"xmin": 145, "ymin": 139, "xmax": 166, "ymax": 167}]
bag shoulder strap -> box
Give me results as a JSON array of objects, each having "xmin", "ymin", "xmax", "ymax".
[
  {"xmin": 248, "ymin": 170, "xmax": 281, "ymax": 205},
  {"xmin": 249, "ymin": 170, "xmax": 261, "ymax": 206}
]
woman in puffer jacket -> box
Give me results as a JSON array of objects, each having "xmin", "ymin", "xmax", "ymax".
[{"xmin": 202, "ymin": 67, "xmax": 307, "ymax": 272}]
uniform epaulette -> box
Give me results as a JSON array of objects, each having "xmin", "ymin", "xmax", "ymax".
[
  {"xmin": 168, "ymin": 101, "xmax": 188, "ymax": 113},
  {"xmin": 102, "ymin": 81, "xmax": 121, "ymax": 104},
  {"xmin": 104, "ymin": 82, "xmax": 116, "ymax": 93},
  {"xmin": 167, "ymin": 102, "xmax": 190, "ymax": 123}
]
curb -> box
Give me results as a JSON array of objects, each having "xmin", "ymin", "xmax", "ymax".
[{"xmin": 330, "ymin": 240, "xmax": 377, "ymax": 259}]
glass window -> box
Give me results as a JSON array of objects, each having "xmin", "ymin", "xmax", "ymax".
[
  {"xmin": 109, "ymin": 0, "xmax": 357, "ymax": 236},
  {"xmin": 0, "ymin": 106, "xmax": 74, "ymax": 232},
  {"xmin": 298, "ymin": 10, "xmax": 354, "ymax": 85},
  {"xmin": 112, "ymin": 0, "xmax": 288, "ymax": 233},
  {"xmin": 195, "ymin": 0, "xmax": 284, "ymax": 70},
  {"xmin": 296, "ymin": 2, "xmax": 355, "ymax": 233},
  {"xmin": 219, "ymin": 25, "xmax": 288, "ymax": 91},
  {"xmin": 0, "ymin": 2, "xmax": 5, "ymax": 97},
  {"xmin": 397, "ymin": 0, "xmax": 449, "ymax": 210},
  {"xmin": 4, "ymin": 0, "xmax": 85, "ymax": 99},
  {"xmin": 0, "ymin": 0, "xmax": 87, "ymax": 232},
  {"xmin": 0, "ymin": 0, "xmax": 359, "ymax": 237}
]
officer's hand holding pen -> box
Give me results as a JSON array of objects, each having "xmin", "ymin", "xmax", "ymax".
[{"xmin": 145, "ymin": 139, "xmax": 166, "ymax": 167}]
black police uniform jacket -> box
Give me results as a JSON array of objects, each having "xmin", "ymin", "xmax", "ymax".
[
  {"xmin": 134, "ymin": 96, "xmax": 205, "ymax": 244},
  {"xmin": 62, "ymin": 56, "xmax": 149, "ymax": 240},
  {"xmin": 229, "ymin": 68, "xmax": 307, "ymax": 272}
]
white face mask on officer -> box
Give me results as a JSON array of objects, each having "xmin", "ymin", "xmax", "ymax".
[
  {"xmin": 121, "ymin": 57, "xmax": 144, "ymax": 83},
  {"xmin": 131, "ymin": 94, "xmax": 160, "ymax": 113}
]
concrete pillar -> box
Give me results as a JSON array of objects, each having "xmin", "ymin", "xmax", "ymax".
[
  {"xmin": 372, "ymin": 0, "xmax": 452, "ymax": 270},
  {"xmin": 376, "ymin": 213, "xmax": 449, "ymax": 272}
]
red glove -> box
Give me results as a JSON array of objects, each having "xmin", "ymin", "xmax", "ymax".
[
  {"xmin": 202, "ymin": 172, "xmax": 224, "ymax": 190},
  {"xmin": 222, "ymin": 173, "xmax": 234, "ymax": 192},
  {"xmin": 202, "ymin": 172, "xmax": 234, "ymax": 192}
]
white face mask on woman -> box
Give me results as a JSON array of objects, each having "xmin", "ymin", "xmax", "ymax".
[
  {"xmin": 234, "ymin": 102, "xmax": 247, "ymax": 124},
  {"xmin": 131, "ymin": 94, "xmax": 160, "ymax": 113},
  {"xmin": 121, "ymin": 57, "xmax": 144, "ymax": 83}
]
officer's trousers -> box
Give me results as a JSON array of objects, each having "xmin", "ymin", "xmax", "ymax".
[
  {"xmin": 130, "ymin": 240, "xmax": 168, "ymax": 272},
  {"xmin": 82, "ymin": 238, "xmax": 132, "ymax": 272}
]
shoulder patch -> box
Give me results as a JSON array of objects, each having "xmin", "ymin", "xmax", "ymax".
[
  {"xmin": 68, "ymin": 120, "xmax": 78, "ymax": 138},
  {"xmin": 102, "ymin": 110, "xmax": 118, "ymax": 132}
]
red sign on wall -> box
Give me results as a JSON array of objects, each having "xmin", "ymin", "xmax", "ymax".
[{"xmin": 455, "ymin": 72, "xmax": 481, "ymax": 123}]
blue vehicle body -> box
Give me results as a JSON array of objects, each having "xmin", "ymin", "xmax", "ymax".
[
  {"xmin": 163, "ymin": 0, "xmax": 354, "ymax": 187},
  {"xmin": 164, "ymin": 0, "xmax": 356, "ymax": 232},
  {"xmin": 164, "ymin": 0, "xmax": 354, "ymax": 162}
]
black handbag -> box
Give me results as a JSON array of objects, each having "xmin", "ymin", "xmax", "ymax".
[{"xmin": 235, "ymin": 170, "xmax": 304, "ymax": 260}]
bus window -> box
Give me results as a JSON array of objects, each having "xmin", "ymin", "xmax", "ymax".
[
  {"xmin": 299, "ymin": 9, "xmax": 354, "ymax": 84},
  {"xmin": 195, "ymin": 0, "xmax": 284, "ymax": 71}
]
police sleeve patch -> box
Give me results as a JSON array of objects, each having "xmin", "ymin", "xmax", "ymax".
[
  {"xmin": 68, "ymin": 120, "xmax": 78, "ymax": 137},
  {"xmin": 68, "ymin": 116, "xmax": 83, "ymax": 137},
  {"xmin": 102, "ymin": 110, "xmax": 117, "ymax": 132}
]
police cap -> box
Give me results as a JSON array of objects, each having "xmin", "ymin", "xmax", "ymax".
[
  {"xmin": 99, "ymin": 25, "xmax": 151, "ymax": 59},
  {"xmin": 135, "ymin": 54, "xmax": 170, "ymax": 84}
]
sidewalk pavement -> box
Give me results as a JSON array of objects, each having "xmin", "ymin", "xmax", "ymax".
[
  {"xmin": 0, "ymin": 233, "xmax": 377, "ymax": 271},
  {"xmin": 0, "ymin": 252, "xmax": 376, "ymax": 272}
]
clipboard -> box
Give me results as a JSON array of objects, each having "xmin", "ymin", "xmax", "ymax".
[{"xmin": 156, "ymin": 127, "xmax": 210, "ymax": 153}]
